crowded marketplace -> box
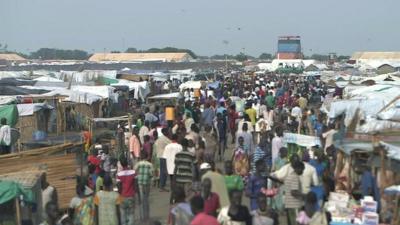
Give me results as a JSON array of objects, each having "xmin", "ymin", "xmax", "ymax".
[{"xmin": 0, "ymin": 61, "xmax": 399, "ymax": 225}]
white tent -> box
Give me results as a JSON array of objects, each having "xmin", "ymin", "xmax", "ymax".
[
  {"xmin": 111, "ymin": 80, "xmax": 150, "ymax": 100},
  {"xmin": 147, "ymin": 92, "xmax": 182, "ymax": 100},
  {"xmin": 179, "ymin": 81, "xmax": 203, "ymax": 90}
]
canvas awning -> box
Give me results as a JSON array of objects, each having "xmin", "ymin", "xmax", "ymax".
[{"xmin": 283, "ymin": 133, "xmax": 322, "ymax": 147}]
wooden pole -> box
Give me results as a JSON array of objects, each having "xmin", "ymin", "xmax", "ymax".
[
  {"xmin": 393, "ymin": 194, "xmax": 400, "ymax": 225},
  {"xmin": 15, "ymin": 198, "xmax": 21, "ymax": 225},
  {"xmin": 127, "ymin": 114, "xmax": 132, "ymax": 164},
  {"xmin": 63, "ymin": 104, "xmax": 66, "ymax": 144}
]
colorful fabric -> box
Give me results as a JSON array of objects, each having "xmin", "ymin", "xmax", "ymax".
[
  {"xmin": 233, "ymin": 147, "xmax": 249, "ymax": 177},
  {"xmin": 94, "ymin": 191, "xmax": 122, "ymax": 225},
  {"xmin": 245, "ymin": 108, "xmax": 257, "ymax": 126},
  {"xmin": 246, "ymin": 175, "xmax": 267, "ymax": 210},
  {"xmin": 73, "ymin": 196, "xmax": 95, "ymax": 225},
  {"xmin": 225, "ymin": 175, "xmax": 244, "ymax": 192}
]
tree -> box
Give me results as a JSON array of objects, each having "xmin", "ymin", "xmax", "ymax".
[
  {"xmin": 30, "ymin": 48, "xmax": 89, "ymax": 60},
  {"xmin": 310, "ymin": 54, "xmax": 329, "ymax": 61},
  {"xmin": 337, "ymin": 55, "xmax": 350, "ymax": 61},
  {"xmin": 235, "ymin": 53, "xmax": 248, "ymax": 62},
  {"xmin": 259, "ymin": 53, "xmax": 272, "ymax": 60},
  {"xmin": 125, "ymin": 47, "xmax": 197, "ymax": 59},
  {"xmin": 125, "ymin": 48, "xmax": 138, "ymax": 53},
  {"xmin": 210, "ymin": 54, "xmax": 235, "ymax": 60},
  {"xmin": 146, "ymin": 47, "xmax": 197, "ymax": 59}
]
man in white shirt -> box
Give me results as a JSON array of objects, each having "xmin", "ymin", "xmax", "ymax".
[
  {"xmin": 163, "ymin": 134, "xmax": 183, "ymax": 203},
  {"xmin": 291, "ymin": 104, "xmax": 302, "ymax": 122},
  {"xmin": 272, "ymin": 154, "xmax": 318, "ymax": 194},
  {"xmin": 0, "ymin": 118, "xmax": 11, "ymax": 154},
  {"xmin": 155, "ymin": 128, "xmax": 172, "ymax": 191},
  {"xmin": 139, "ymin": 120, "xmax": 150, "ymax": 144}
]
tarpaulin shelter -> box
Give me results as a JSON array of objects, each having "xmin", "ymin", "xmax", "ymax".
[
  {"xmin": 0, "ymin": 104, "xmax": 19, "ymax": 127},
  {"xmin": 16, "ymin": 103, "xmax": 54, "ymax": 143},
  {"xmin": 0, "ymin": 170, "xmax": 43, "ymax": 225}
]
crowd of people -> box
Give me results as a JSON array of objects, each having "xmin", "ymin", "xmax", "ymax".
[{"xmin": 38, "ymin": 73, "xmax": 387, "ymax": 225}]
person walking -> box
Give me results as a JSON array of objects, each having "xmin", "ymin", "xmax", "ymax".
[
  {"xmin": 129, "ymin": 127, "xmax": 141, "ymax": 165},
  {"xmin": 117, "ymin": 157, "xmax": 136, "ymax": 225},
  {"xmin": 283, "ymin": 161, "xmax": 305, "ymax": 225},
  {"xmin": 94, "ymin": 175, "xmax": 121, "ymax": 225},
  {"xmin": 134, "ymin": 151, "xmax": 153, "ymax": 222},
  {"xmin": 174, "ymin": 138, "xmax": 195, "ymax": 198},
  {"xmin": 200, "ymin": 178, "xmax": 221, "ymax": 217},
  {"xmin": 163, "ymin": 134, "xmax": 183, "ymax": 204},
  {"xmin": 154, "ymin": 128, "xmax": 171, "ymax": 192}
]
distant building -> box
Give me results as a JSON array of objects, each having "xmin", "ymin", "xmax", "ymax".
[
  {"xmin": 276, "ymin": 36, "xmax": 303, "ymax": 60},
  {"xmin": 304, "ymin": 63, "xmax": 328, "ymax": 72},
  {"xmin": 88, "ymin": 52, "xmax": 193, "ymax": 62},
  {"xmin": 351, "ymin": 52, "xmax": 400, "ymax": 69},
  {"xmin": 377, "ymin": 64, "xmax": 400, "ymax": 74},
  {"xmin": 0, "ymin": 53, "xmax": 26, "ymax": 66}
]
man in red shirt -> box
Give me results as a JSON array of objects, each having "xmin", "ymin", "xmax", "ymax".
[
  {"xmin": 200, "ymin": 178, "xmax": 220, "ymax": 217},
  {"xmin": 117, "ymin": 157, "xmax": 136, "ymax": 225},
  {"xmin": 190, "ymin": 195, "xmax": 220, "ymax": 225}
]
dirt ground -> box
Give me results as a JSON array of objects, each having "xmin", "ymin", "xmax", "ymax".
[{"xmin": 144, "ymin": 136, "xmax": 287, "ymax": 225}]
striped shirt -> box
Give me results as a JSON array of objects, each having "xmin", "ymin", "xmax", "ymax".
[
  {"xmin": 251, "ymin": 146, "xmax": 266, "ymax": 174},
  {"xmin": 284, "ymin": 171, "xmax": 303, "ymax": 209},
  {"xmin": 174, "ymin": 151, "xmax": 195, "ymax": 183}
]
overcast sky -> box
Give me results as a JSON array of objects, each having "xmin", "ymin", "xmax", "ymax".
[{"xmin": 1, "ymin": 0, "xmax": 400, "ymax": 56}]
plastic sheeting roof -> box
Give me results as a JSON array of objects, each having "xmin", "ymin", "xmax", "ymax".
[
  {"xmin": 17, "ymin": 103, "xmax": 54, "ymax": 116},
  {"xmin": 147, "ymin": 92, "xmax": 182, "ymax": 100},
  {"xmin": 33, "ymin": 76, "xmax": 63, "ymax": 82},
  {"xmin": 71, "ymin": 85, "xmax": 117, "ymax": 100},
  {"xmin": 179, "ymin": 81, "xmax": 203, "ymax": 90},
  {"xmin": 111, "ymin": 80, "xmax": 149, "ymax": 100},
  {"xmin": 41, "ymin": 89, "xmax": 103, "ymax": 105},
  {"xmin": 335, "ymin": 141, "xmax": 400, "ymax": 161}
]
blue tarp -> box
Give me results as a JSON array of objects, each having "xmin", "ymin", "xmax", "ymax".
[{"xmin": 208, "ymin": 81, "xmax": 220, "ymax": 89}]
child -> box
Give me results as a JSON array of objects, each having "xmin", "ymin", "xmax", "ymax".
[{"xmin": 232, "ymin": 136, "xmax": 249, "ymax": 178}]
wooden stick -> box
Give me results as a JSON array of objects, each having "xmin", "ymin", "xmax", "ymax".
[{"xmin": 15, "ymin": 198, "xmax": 21, "ymax": 225}]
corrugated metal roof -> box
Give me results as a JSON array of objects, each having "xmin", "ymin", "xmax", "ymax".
[
  {"xmin": 351, "ymin": 52, "xmax": 400, "ymax": 60},
  {"xmin": 0, "ymin": 53, "xmax": 26, "ymax": 61},
  {"xmin": 88, "ymin": 52, "xmax": 192, "ymax": 62},
  {"xmin": 0, "ymin": 168, "xmax": 43, "ymax": 188}
]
